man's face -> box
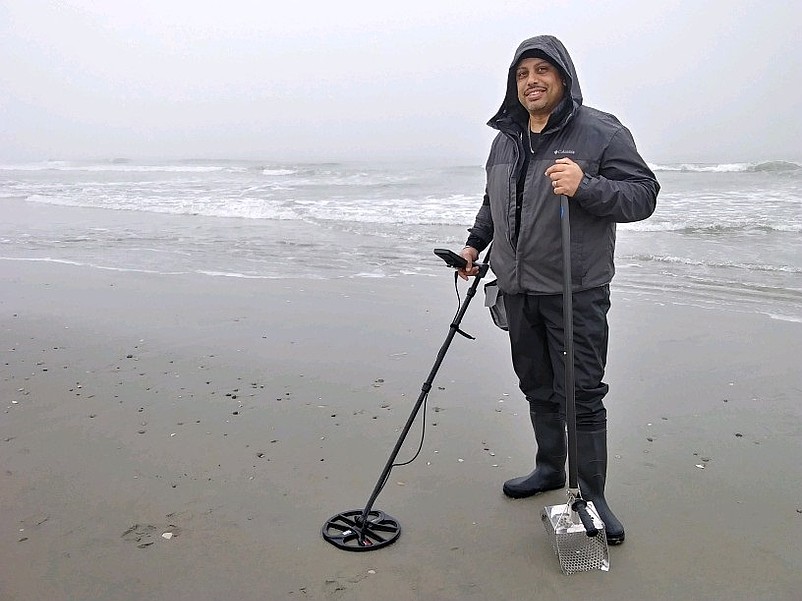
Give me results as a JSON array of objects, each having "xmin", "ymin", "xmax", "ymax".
[{"xmin": 516, "ymin": 57, "xmax": 565, "ymax": 120}]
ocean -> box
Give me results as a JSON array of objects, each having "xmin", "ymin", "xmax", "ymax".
[{"xmin": 1, "ymin": 158, "xmax": 801, "ymax": 322}]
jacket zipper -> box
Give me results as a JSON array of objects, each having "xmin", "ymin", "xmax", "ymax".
[
  {"xmin": 511, "ymin": 131, "xmax": 523, "ymax": 291},
  {"xmin": 508, "ymin": 131, "xmax": 521, "ymax": 252}
]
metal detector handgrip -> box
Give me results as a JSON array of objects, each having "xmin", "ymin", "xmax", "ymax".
[{"xmin": 572, "ymin": 499, "xmax": 599, "ymax": 537}]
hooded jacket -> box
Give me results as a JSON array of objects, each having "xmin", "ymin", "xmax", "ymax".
[{"xmin": 466, "ymin": 35, "xmax": 659, "ymax": 294}]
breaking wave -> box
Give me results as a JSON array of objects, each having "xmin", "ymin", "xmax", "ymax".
[{"xmin": 649, "ymin": 160, "xmax": 801, "ymax": 173}]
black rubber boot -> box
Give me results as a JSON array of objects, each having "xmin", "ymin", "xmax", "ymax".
[
  {"xmin": 503, "ymin": 413, "xmax": 566, "ymax": 498},
  {"xmin": 577, "ymin": 428, "xmax": 625, "ymax": 545}
]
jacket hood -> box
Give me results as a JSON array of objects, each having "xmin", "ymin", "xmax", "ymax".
[{"xmin": 489, "ymin": 35, "xmax": 583, "ymax": 134}]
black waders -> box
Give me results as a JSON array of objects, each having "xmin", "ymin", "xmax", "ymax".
[
  {"xmin": 577, "ymin": 428, "xmax": 625, "ymax": 545},
  {"xmin": 503, "ymin": 411, "xmax": 566, "ymax": 498}
]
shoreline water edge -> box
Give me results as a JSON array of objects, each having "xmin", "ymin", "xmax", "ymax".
[{"xmin": 2, "ymin": 158, "xmax": 801, "ymax": 322}]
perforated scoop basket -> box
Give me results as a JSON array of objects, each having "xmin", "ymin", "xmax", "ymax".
[{"xmin": 542, "ymin": 494, "xmax": 610, "ymax": 574}]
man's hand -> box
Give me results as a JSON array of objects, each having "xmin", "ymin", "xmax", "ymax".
[
  {"xmin": 458, "ymin": 246, "xmax": 480, "ymax": 280},
  {"xmin": 545, "ymin": 157, "xmax": 583, "ymax": 197}
]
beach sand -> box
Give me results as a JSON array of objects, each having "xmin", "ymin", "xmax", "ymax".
[{"xmin": 2, "ymin": 259, "xmax": 801, "ymax": 600}]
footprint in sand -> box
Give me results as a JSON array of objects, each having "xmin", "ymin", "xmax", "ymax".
[
  {"xmin": 121, "ymin": 523, "xmax": 158, "ymax": 548},
  {"xmin": 121, "ymin": 523, "xmax": 182, "ymax": 548}
]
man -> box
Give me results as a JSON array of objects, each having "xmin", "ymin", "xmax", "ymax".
[{"xmin": 459, "ymin": 35, "xmax": 659, "ymax": 545}]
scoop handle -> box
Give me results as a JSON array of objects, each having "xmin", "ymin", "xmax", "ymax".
[{"xmin": 572, "ymin": 498, "xmax": 599, "ymax": 537}]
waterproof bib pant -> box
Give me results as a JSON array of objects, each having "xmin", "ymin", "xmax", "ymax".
[
  {"xmin": 506, "ymin": 286, "xmax": 610, "ymax": 428},
  {"xmin": 503, "ymin": 286, "xmax": 625, "ymax": 544}
]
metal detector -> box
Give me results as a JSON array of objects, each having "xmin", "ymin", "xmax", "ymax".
[
  {"xmin": 541, "ymin": 196, "xmax": 610, "ymax": 573},
  {"xmin": 322, "ymin": 248, "xmax": 489, "ymax": 551}
]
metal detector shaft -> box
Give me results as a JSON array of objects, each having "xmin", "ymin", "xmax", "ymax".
[{"xmin": 357, "ymin": 262, "xmax": 489, "ymax": 526}]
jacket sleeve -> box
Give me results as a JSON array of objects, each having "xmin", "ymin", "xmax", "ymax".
[
  {"xmin": 465, "ymin": 187, "xmax": 494, "ymax": 251},
  {"xmin": 572, "ymin": 126, "xmax": 660, "ymax": 223}
]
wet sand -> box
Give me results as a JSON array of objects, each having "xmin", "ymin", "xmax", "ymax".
[{"xmin": 2, "ymin": 259, "xmax": 801, "ymax": 600}]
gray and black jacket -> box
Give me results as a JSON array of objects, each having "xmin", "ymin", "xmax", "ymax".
[{"xmin": 466, "ymin": 35, "xmax": 660, "ymax": 294}]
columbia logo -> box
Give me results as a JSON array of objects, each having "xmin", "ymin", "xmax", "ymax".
[{"xmin": 554, "ymin": 149, "xmax": 576, "ymax": 155}]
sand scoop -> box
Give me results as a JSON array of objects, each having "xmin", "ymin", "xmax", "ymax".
[{"xmin": 540, "ymin": 195, "xmax": 610, "ymax": 574}]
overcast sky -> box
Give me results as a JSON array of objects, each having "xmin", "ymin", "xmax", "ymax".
[{"xmin": 1, "ymin": 0, "xmax": 799, "ymax": 164}]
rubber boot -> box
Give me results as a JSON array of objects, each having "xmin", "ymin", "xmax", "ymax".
[
  {"xmin": 577, "ymin": 428, "xmax": 625, "ymax": 545},
  {"xmin": 503, "ymin": 413, "xmax": 566, "ymax": 498}
]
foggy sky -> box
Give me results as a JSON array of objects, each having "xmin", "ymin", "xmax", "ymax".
[{"xmin": 1, "ymin": 0, "xmax": 799, "ymax": 164}]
